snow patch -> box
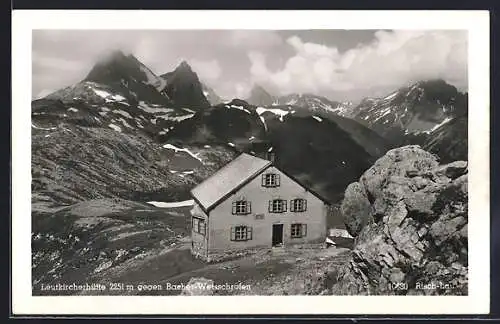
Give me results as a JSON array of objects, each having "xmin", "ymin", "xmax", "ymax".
[
  {"xmin": 425, "ymin": 117, "xmax": 453, "ymax": 133},
  {"xmin": 228, "ymin": 142, "xmax": 235, "ymax": 147},
  {"xmin": 256, "ymin": 107, "xmax": 290, "ymax": 122},
  {"xmin": 249, "ymin": 136, "xmax": 255, "ymax": 141},
  {"xmin": 108, "ymin": 124, "xmax": 122, "ymax": 132},
  {"xmin": 163, "ymin": 144, "xmax": 203, "ymax": 162},
  {"xmin": 204, "ymin": 145, "xmax": 211, "ymax": 148},
  {"xmin": 147, "ymin": 200, "xmax": 195, "ymax": 208},
  {"xmin": 114, "ymin": 110, "xmax": 133, "ymax": 119},
  {"xmin": 259, "ymin": 116, "xmax": 268, "ymax": 131},
  {"xmin": 100, "ymin": 107, "xmax": 110, "ymax": 112},
  {"xmin": 312, "ymin": 116, "xmax": 322, "ymax": 122},
  {"xmin": 383, "ymin": 91, "xmax": 398, "ymax": 101},
  {"xmin": 67, "ymin": 108, "xmax": 78, "ymax": 113},
  {"xmin": 93, "ymin": 89, "xmax": 111, "ymax": 99},
  {"xmin": 118, "ymin": 118, "xmax": 133, "ymax": 129},
  {"xmin": 227, "ymin": 104, "xmax": 251, "ymax": 114},
  {"xmin": 138, "ymin": 101, "xmax": 173, "ymax": 114},
  {"xmin": 31, "ymin": 123, "xmax": 56, "ymax": 131},
  {"xmin": 156, "ymin": 113, "xmax": 195, "ymax": 122}
]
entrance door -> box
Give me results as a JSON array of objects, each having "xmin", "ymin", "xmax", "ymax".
[{"xmin": 272, "ymin": 224, "xmax": 283, "ymax": 246}]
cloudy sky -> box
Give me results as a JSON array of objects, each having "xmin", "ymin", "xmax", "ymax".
[{"xmin": 32, "ymin": 29, "xmax": 467, "ymax": 102}]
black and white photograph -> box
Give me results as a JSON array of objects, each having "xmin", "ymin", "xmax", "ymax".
[{"xmin": 12, "ymin": 10, "xmax": 490, "ymax": 315}]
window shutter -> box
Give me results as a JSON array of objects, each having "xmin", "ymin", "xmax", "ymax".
[
  {"xmin": 276, "ymin": 174, "xmax": 280, "ymax": 186},
  {"xmin": 247, "ymin": 201, "xmax": 252, "ymax": 214},
  {"xmin": 261, "ymin": 174, "xmax": 266, "ymax": 187},
  {"xmin": 232, "ymin": 202, "xmax": 237, "ymax": 214},
  {"xmin": 282, "ymin": 200, "xmax": 287, "ymax": 212},
  {"xmin": 247, "ymin": 227, "xmax": 253, "ymax": 240},
  {"xmin": 290, "ymin": 199, "xmax": 295, "ymax": 212},
  {"xmin": 301, "ymin": 224, "xmax": 307, "ymax": 237},
  {"xmin": 303, "ymin": 199, "xmax": 307, "ymax": 211},
  {"xmin": 268, "ymin": 200, "xmax": 273, "ymax": 212},
  {"xmin": 230, "ymin": 227, "xmax": 236, "ymax": 241}
]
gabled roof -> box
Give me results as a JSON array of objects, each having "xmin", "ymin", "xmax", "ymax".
[
  {"xmin": 190, "ymin": 152, "xmax": 332, "ymax": 214},
  {"xmin": 190, "ymin": 153, "xmax": 272, "ymax": 212}
]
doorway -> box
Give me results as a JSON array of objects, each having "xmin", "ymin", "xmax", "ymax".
[{"xmin": 272, "ymin": 224, "xmax": 283, "ymax": 246}]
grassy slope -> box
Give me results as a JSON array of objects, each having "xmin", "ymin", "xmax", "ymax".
[{"xmin": 32, "ymin": 198, "xmax": 193, "ymax": 294}]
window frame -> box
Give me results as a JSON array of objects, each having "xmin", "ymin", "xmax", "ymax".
[
  {"xmin": 230, "ymin": 225, "xmax": 253, "ymax": 241},
  {"xmin": 290, "ymin": 198, "xmax": 307, "ymax": 212},
  {"xmin": 291, "ymin": 223, "xmax": 307, "ymax": 238},
  {"xmin": 268, "ymin": 199, "xmax": 287, "ymax": 213},
  {"xmin": 232, "ymin": 200, "xmax": 252, "ymax": 215},
  {"xmin": 262, "ymin": 173, "xmax": 280, "ymax": 188},
  {"xmin": 192, "ymin": 217, "xmax": 206, "ymax": 236}
]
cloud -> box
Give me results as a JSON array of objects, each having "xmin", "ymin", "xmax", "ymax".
[
  {"xmin": 32, "ymin": 30, "xmax": 284, "ymax": 99},
  {"xmin": 248, "ymin": 30, "xmax": 468, "ymax": 99},
  {"xmin": 190, "ymin": 59, "xmax": 222, "ymax": 83},
  {"xmin": 32, "ymin": 30, "xmax": 467, "ymax": 102},
  {"xmin": 228, "ymin": 30, "xmax": 283, "ymax": 49}
]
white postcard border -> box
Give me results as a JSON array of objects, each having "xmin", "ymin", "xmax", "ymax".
[{"xmin": 12, "ymin": 9, "xmax": 490, "ymax": 315}]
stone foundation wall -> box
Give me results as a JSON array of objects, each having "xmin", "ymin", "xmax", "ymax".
[
  {"xmin": 206, "ymin": 246, "xmax": 270, "ymax": 263},
  {"xmin": 190, "ymin": 240, "xmax": 208, "ymax": 260}
]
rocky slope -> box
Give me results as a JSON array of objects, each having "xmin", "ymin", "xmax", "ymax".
[
  {"xmin": 202, "ymin": 83, "xmax": 224, "ymax": 106},
  {"xmin": 160, "ymin": 61, "xmax": 211, "ymax": 110},
  {"xmin": 351, "ymin": 80, "xmax": 468, "ymax": 147},
  {"xmin": 246, "ymin": 84, "xmax": 275, "ymax": 107},
  {"xmin": 32, "ymin": 95, "xmax": 236, "ymax": 211},
  {"xmin": 32, "ymin": 198, "xmax": 194, "ymax": 294},
  {"xmin": 423, "ymin": 114, "xmax": 468, "ymax": 163},
  {"xmin": 323, "ymin": 145, "xmax": 467, "ymax": 295}
]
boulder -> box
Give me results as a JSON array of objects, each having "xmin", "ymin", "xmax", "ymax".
[
  {"xmin": 341, "ymin": 182, "xmax": 373, "ymax": 237},
  {"xmin": 331, "ymin": 145, "xmax": 468, "ymax": 295}
]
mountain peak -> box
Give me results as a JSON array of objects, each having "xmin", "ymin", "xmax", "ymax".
[
  {"xmin": 160, "ymin": 61, "xmax": 210, "ymax": 109},
  {"xmin": 247, "ymin": 84, "xmax": 275, "ymax": 106},
  {"xmin": 175, "ymin": 60, "xmax": 193, "ymax": 72}
]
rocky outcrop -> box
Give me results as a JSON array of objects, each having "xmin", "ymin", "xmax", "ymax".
[{"xmin": 333, "ymin": 145, "xmax": 467, "ymax": 295}]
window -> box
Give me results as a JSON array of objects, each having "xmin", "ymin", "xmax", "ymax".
[
  {"xmin": 232, "ymin": 200, "xmax": 251, "ymax": 215},
  {"xmin": 291, "ymin": 223, "xmax": 307, "ymax": 238},
  {"xmin": 262, "ymin": 173, "xmax": 280, "ymax": 187},
  {"xmin": 230, "ymin": 225, "xmax": 253, "ymax": 241},
  {"xmin": 192, "ymin": 217, "xmax": 206, "ymax": 235},
  {"xmin": 268, "ymin": 199, "xmax": 287, "ymax": 213},
  {"xmin": 290, "ymin": 199, "xmax": 307, "ymax": 212}
]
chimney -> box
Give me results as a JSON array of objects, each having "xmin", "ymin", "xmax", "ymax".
[{"xmin": 266, "ymin": 146, "xmax": 275, "ymax": 163}]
